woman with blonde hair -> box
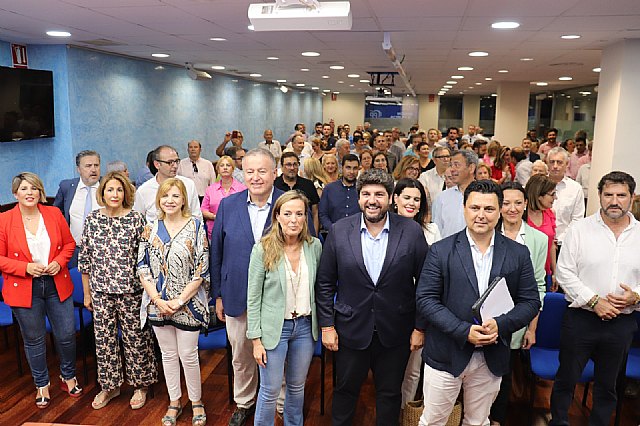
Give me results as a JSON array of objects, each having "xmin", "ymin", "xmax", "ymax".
[
  {"xmin": 310, "ymin": 137, "xmax": 325, "ymax": 162},
  {"xmin": 79, "ymin": 171, "xmax": 157, "ymax": 410},
  {"xmin": 476, "ymin": 162, "xmax": 492, "ymax": 180},
  {"xmin": 138, "ymin": 178, "xmax": 210, "ymax": 426},
  {"xmin": 201, "ymin": 155, "xmax": 246, "ymax": 239},
  {"xmin": 392, "ymin": 156, "xmax": 421, "ymax": 181},
  {"xmin": 0, "ymin": 172, "xmax": 81, "ymax": 408},
  {"xmin": 303, "ymin": 157, "xmax": 329, "ymax": 199},
  {"xmin": 322, "ymin": 154, "xmax": 339, "ymax": 183},
  {"xmin": 491, "ymin": 146, "xmax": 515, "ymax": 184},
  {"xmin": 247, "ymin": 191, "xmax": 322, "ymax": 426}
]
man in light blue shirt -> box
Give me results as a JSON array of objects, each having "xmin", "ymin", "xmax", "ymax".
[{"xmin": 432, "ymin": 150, "xmax": 478, "ymax": 238}]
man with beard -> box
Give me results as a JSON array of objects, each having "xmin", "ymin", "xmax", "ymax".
[
  {"xmin": 316, "ymin": 168, "xmax": 429, "ymax": 425},
  {"xmin": 318, "ymin": 154, "xmax": 361, "ymax": 232},
  {"xmin": 550, "ymin": 171, "xmax": 640, "ymax": 426},
  {"xmin": 538, "ymin": 127, "xmax": 559, "ymax": 159}
]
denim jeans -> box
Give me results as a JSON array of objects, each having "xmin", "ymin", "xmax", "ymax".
[
  {"xmin": 254, "ymin": 316, "xmax": 315, "ymax": 426},
  {"xmin": 12, "ymin": 276, "xmax": 77, "ymax": 387}
]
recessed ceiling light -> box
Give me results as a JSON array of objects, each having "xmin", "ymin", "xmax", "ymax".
[
  {"xmin": 311, "ymin": 86, "xmax": 319, "ymax": 90},
  {"xmin": 446, "ymin": 81, "xmax": 458, "ymax": 85},
  {"xmin": 267, "ymin": 56, "xmax": 279, "ymax": 60},
  {"xmin": 333, "ymin": 91, "xmax": 340, "ymax": 94},
  {"xmin": 248, "ymin": 25, "xmax": 255, "ymax": 31},
  {"xmin": 593, "ymin": 67, "xmax": 601, "ymax": 73},
  {"xmin": 301, "ymin": 51, "xmax": 320, "ymax": 57},
  {"xmin": 457, "ymin": 66, "xmax": 474, "ymax": 71},
  {"xmin": 579, "ymin": 91, "xmax": 592, "ymax": 95},
  {"xmin": 566, "ymin": 95, "xmax": 571, "ymax": 98},
  {"xmin": 561, "ymin": 34, "xmax": 581, "ymax": 39},
  {"xmin": 520, "ymin": 58, "xmax": 534, "ymax": 61},
  {"xmin": 443, "ymin": 85, "xmax": 453, "ymax": 88},
  {"xmin": 349, "ymin": 84, "xmax": 354, "ymax": 87},
  {"xmin": 322, "ymin": 89, "xmax": 331, "ymax": 92},
  {"xmin": 300, "ymin": 68, "xmax": 309, "ymax": 71},
  {"xmin": 338, "ymin": 81, "xmax": 344, "ymax": 84},
  {"xmin": 330, "ymin": 65, "xmax": 345, "ymax": 70},
  {"xmin": 46, "ymin": 30, "xmax": 71, "ymax": 37},
  {"xmin": 322, "ymin": 75, "xmax": 329, "ymax": 79},
  {"xmin": 155, "ymin": 66, "xmax": 164, "ymax": 70},
  {"xmin": 491, "ymin": 21, "xmax": 520, "ymax": 29},
  {"xmin": 558, "ymin": 76, "xmax": 573, "ymax": 81},
  {"xmin": 451, "ymin": 75, "xmax": 464, "ymax": 79},
  {"xmin": 296, "ymin": 83, "xmax": 305, "ymax": 87},
  {"xmin": 438, "ymin": 92, "xmax": 445, "ymax": 96},
  {"xmin": 536, "ymin": 82, "xmax": 548, "ymax": 86},
  {"xmin": 249, "ymin": 73, "xmax": 262, "ymax": 77},
  {"xmin": 498, "ymin": 69, "xmax": 509, "ymax": 73},
  {"xmin": 469, "ymin": 51, "xmax": 489, "ymax": 57},
  {"xmin": 485, "ymin": 77, "xmax": 492, "ymax": 81},
  {"xmin": 491, "ymin": 93, "xmax": 497, "ymax": 97},
  {"xmin": 211, "ymin": 65, "xmax": 225, "ymax": 70},
  {"xmin": 475, "ymin": 82, "xmax": 482, "ymax": 85},
  {"xmin": 441, "ymin": 88, "xmax": 449, "ymax": 92},
  {"xmin": 151, "ymin": 53, "xmax": 170, "ymax": 58},
  {"xmin": 347, "ymin": 74, "xmax": 360, "ymax": 78},
  {"xmin": 276, "ymin": 79, "xmax": 287, "ymax": 83},
  {"xmin": 359, "ymin": 79, "xmax": 369, "ymax": 83},
  {"xmin": 210, "ymin": 37, "xmax": 226, "ymax": 41}
]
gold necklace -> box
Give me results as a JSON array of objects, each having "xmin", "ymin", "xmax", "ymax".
[{"xmin": 285, "ymin": 250, "xmax": 302, "ymax": 319}]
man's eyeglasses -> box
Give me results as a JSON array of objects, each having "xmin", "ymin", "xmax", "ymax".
[
  {"xmin": 157, "ymin": 159, "xmax": 180, "ymax": 166},
  {"xmin": 434, "ymin": 155, "xmax": 451, "ymax": 159},
  {"xmin": 283, "ymin": 163, "xmax": 299, "ymax": 169}
]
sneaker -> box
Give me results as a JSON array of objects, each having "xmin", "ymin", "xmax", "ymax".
[{"xmin": 228, "ymin": 405, "xmax": 255, "ymax": 426}]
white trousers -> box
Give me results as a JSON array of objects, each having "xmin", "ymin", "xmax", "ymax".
[
  {"xmin": 153, "ymin": 325, "xmax": 202, "ymax": 402},
  {"xmin": 419, "ymin": 352, "xmax": 502, "ymax": 426},
  {"xmin": 226, "ymin": 313, "xmax": 259, "ymax": 409},
  {"xmin": 402, "ymin": 350, "xmax": 423, "ymax": 406}
]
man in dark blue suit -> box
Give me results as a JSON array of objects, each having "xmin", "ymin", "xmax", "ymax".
[
  {"xmin": 53, "ymin": 150, "xmax": 101, "ymax": 267},
  {"xmin": 416, "ymin": 180, "xmax": 540, "ymax": 425},
  {"xmin": 316, "ymin": 168, "xmax": 429, "ymax": 426}
]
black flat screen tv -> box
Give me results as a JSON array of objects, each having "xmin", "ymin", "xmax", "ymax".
[{"xmin": 0, "ymin": 66, "xmax": 55, "ymax": 142}]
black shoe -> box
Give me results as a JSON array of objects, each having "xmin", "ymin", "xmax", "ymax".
[{"xmin": 228, "ymin": 406, "xmax": 255, "ymax": 426}]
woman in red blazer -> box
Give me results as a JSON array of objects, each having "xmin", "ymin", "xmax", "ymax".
[{"xmin": 0, "ymin": 172, "xmax": 82, "ymax": 408}]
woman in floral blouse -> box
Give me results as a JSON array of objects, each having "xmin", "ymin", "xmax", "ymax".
[
  {"xmin": 79, "ymin": 171, "xmax": 157, "ymax": 410},
  {"xmin": 138, "ymin": 178, "xmax": 209, "ymax": 426}
]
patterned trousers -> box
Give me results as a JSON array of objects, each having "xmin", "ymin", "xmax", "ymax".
[{"xmin": 92, "ymin": 291, "xmax": 158, "ymax": 391}]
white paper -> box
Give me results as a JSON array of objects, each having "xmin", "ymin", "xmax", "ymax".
[{"xmin": 479, "ymin": 277, "xmax": 514, "ymax": 320}]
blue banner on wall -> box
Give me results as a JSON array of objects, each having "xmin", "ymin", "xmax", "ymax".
[{"xmin": 365, "ymin": 103, "xmax": 402, "ymax": 119}]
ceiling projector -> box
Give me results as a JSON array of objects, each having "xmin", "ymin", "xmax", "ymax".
[{"xmin": 248, "ymin": 1, "xmax": 352, "ymax": 31}]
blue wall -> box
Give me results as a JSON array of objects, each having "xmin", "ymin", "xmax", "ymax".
[{"xmin": 0, "ymin": 42, "xmax": 322, "ymax": 204}]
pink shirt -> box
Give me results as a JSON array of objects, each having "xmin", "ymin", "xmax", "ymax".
[
  {"xmin": 566, "ymin": 151, "xmax": 588, "ymax": 179},
  {"xmin": 527, "ymin": 208, "xmax": 556, "ymax": 275},
  {"xmin": 538, "ymin": 141, "xmax": 558, "ymax": 158},
  {"xmin": 201, "ymin": 178, "xmax": 246, "ymax": 238}
]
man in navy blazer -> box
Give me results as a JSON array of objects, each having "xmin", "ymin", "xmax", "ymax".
[
  {"xmin": 53, "ymin": 150, "xmax": 101, "ymax": 267},
  {"xmin": 316, "ymin": 168, "xmax": 429, "ymax": 426},
  {"xmin": 416, "ymin": 180, "xmax": 540, "ymax": 425}
]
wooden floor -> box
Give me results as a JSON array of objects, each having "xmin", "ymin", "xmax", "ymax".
[{"xmin": 1, "ymin": 324, "xmax": 639, "ymax": 426}]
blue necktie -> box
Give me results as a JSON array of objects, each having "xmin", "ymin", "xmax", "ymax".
[{"xmin": 83, "ymin": 186, "xmax": 93, "ymax": 223}]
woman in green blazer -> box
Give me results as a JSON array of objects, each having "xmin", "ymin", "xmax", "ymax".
[
  {"xmin": 246, "ymin": 190, "xmax": 322, "ymax": 426},
  {"xmin": 491, "ymin": 181, "xmax": 549, "ymax": 424}
]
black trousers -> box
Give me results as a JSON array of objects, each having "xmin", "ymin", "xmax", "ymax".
[
  {"xmin": 549, "ymin": 308, "xmax": 636, "ymax": 426},
  {"xmin": 490, "ymin": 349, "xmax": 520, "ymax": 423},
  {"xmin": 332, "ymin": 332, "xmax": 410, "ymax": 426}
]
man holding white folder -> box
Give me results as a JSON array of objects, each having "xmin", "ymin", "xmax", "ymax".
[{"xmin": 416, "ymin": 180, "xmax": 540, "ymax": 425}]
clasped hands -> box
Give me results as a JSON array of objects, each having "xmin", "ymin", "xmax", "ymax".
[
  {"xmin": 155, "ymin": 298, "xmax": 183, "ymax": 316},
  {"xmin": 26, "ymin": 261, "xmax": 61, "ymax": 277},
  {"xmin": 596, "ymin": 283, "xmax": 636, "ymax": 321},
  {"xmin": 468, "ymin": 318, "xmax": 499, "ymax": 346}
]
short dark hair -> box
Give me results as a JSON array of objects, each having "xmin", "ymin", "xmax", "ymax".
[
  {"xmin": 575, "ymin": 136, "xmax": 587, "ymax": 144},
  {"xmin": 500, "ymin": 181, "xmax": 527, "ymax": 200},
  {"xmin": 341, "ymin": 153, "xmax": 360, "ymax": 167},
  {"xmin": 315, "ymin": 121, "xmax": 322, "ymax": 127},
  {"xmin": 447, "ymin": 127, "xmax": 459, "ymax": 136},
  {"xmin": 410, "ymin": 133, "xmax": 422, "ymax": 143},
  {"xmin": 76, "ymin": 150, "xmax": 100, "ymax": 167},
  {"xmin": 511, "ymin": 147, "xmax": 526, "ymax": 162},
  {"xmin": 598, "ymin": 171, "xmax": 636, "ymax": 195},
  {"xmin": 464, "ymin": 180, "xmax": 503, "ymax": 207},
  {"xmin": 280, "ymin": 151, "xmax": 299, "ymax": 166},
  {"xmin": 146, "ymin": 150, "xmax": 157, "ymax": 175},
  {"xmin": 472, "ymin": 139, "xmax": 487, "ymax": 150},
  {"xmin": 356, "ymin": 168, "xmax": 394, "ymax": 197},
  {"xmin": 295, "ymin": 123, "xmax": 304, "ymax": 131},
  {"xmin": 416, "ymin": 142, "xmax": 428, "ymax": 152},
  {"xmin": 226, "ymin": 146, "xmax": 245, "ymax": 159},
  {"xmin": 547, "ymin": 128, "xmax": 559, "ymax": 136}
]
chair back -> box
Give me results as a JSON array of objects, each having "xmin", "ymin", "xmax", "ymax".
[
  {"xmin": 0, "ymin": 275, "xmax": 3, "ymax": 292},
  {"xmin": 69, "ymin": 267, "xmax": 85, "ymax": 305},
  {"xmin": 535, "ymin": 292, "xmax": 568, "ymax": 349}
]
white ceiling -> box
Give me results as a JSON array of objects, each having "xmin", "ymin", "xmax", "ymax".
[{"xmin": 1, "ymin": 0, "xmax": 639, "ymax": 95}]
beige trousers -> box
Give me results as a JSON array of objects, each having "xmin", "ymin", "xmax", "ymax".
[{"xmin": 226, "ymin": 313, "xmax": 259, "ymax": 409}]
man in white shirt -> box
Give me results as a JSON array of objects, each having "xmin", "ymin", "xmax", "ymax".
[
  {"xmin": 283, "ymin": 134, "xmax": 310, "ymax": 174},
  {"xmin": 177, "ymin": 140, "xmax": 215, "ymax": 202},
  {"xmin": 419, "ymin": 146, "xmax": 450, "ymax": 203},
  {"xmin": 437, "ymin": 127, "xmax": 460, "ymax": 151},
  {"xmin": 550, "ymin": 171, "xmax": 640, "ymax": 426},
  {"xmin": 547, "ymin": 147, "xmax": 585, "ymax": 247},
  {"xmin": 257, "ymin": 129, "xmax": 282, "ymax": 165},
  {"xmin": 134, "ymin": 145, "xmax": 202, "ymax": 223},
  {"xmin": 53, "ymin": 150, "xmax": 102, "ymax": 266},
  {"xmin": 460, "ymin": 124, "xmax": 476, "ymax": 144},
  {"xmin": 285, "ymin": 131, "xmax": 313, "ymax": 158},
  {"xmin": 512, "ymin": 147, "xmax": 533, "ymax": 186},
  {"xmin": 432, "ymin": 150, "xmax": 478, "ymax": 238}
]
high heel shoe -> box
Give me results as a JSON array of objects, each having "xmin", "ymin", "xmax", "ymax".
[
  {"xmin": 35, "ymin": 383, "xmax": 50, "ymax": 409},
  {"xmin": 59, "ymin": 375, "xmax": 83, "ymax": 397}
]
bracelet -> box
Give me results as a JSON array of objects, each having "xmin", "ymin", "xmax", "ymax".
[
  {"xmin": 321, "ymin": 326, "xmax": 335, "ymax": 333},
  {"xmin": 587, "ymin": 295, "xmax": 599, "ymax": 309}
]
